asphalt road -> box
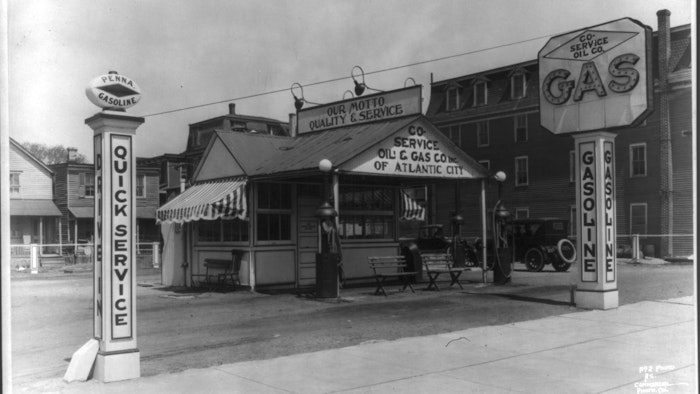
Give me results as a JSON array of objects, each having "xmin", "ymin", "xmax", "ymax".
[{"xmin": 10, "ymin": 261, "xmax": 695, "ymax": 389}]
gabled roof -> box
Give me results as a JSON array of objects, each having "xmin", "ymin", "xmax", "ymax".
[
  {"xmin": 9, "ymin": 138, "xmax": 54, "ymax": 175},
  {"xmin": 193, "ymin": 115, "xmax": 489, "ymax": 182},
  {"xmin": 207, "ymin": 116, "xmax": 419, "ymax": 178}
]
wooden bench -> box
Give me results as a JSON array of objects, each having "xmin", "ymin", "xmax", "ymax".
[
  {"xmin": 421, "ymin": 253, "xmax": 469, "ymax": 291},
  {"xmin": 367, "ymin": 256, "xmax": 417, "ymax": 297},
  {"xmin": 193, "ymin": 250, "xmax": 243, "ymax": 290}
]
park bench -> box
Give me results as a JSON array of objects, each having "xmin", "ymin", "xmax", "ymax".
[
  {"xmin": 421, "ymin": 253, "xmax": 469, "ymax": 291},
  {"xmin": 367, "ymin": 256, "xmax": 417, "ymax": 297},
  {"xmin": 192, "ymin": 249, "xmax": 243, "ymax": 291}
]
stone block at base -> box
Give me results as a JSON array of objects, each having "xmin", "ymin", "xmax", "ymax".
[
  {"xmin": 94, "ymin": 350, "xmax": 140, "ymax": 382},
  {"xmin": 64, "ymin": 339, "xmax": 99, "ymax": 382},
  {"xmin": 576, "ymin": 289, "xmax": 619, "ymax": 310}
]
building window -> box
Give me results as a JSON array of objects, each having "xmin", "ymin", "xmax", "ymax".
[
  {"xmin": 511, "ymin": 73, "xmax": 526, "ymax": 99},
  {"xmin": 514, "ymin": 114, "xmax": 528, "ymax": 142},
  {"xmin": 478, "ymin": 160, "xmax": 490, "ymax": 170},
  {"xmin": 136, "ymin": 174, "xmax": 146, "ymax": 198},
  {"xmin": 476, "ymin": 121, "xmax": 489, "ymax": 147},
  {"xmin": 79, "ymin": 173, "xmax": 95, "ymax": 198},
  {"xmin": 569, "ymin": 205, "xmax": 577, "ymax": 236},
  {"xmin": 473, "ymin": 81, "xmax": 487, "ymax": 106},
  {"xmin": 629, "ymin": 203, "xmax": 647, "ymax": 235},
  {"xmin": 10, "ymin": 172, "xmax": 20, "ymax": 197},
  {"xmin": 569, "ymin": 150, "xmax": 576, "ymax": 183},
  {"xmin": 515, "ymin": 208, "xmax": 529, "ymax": 219},
  {"xmin": 338, "ymin": 186, "xmax": 394, "ymax": 240},
  {"xmin": 197, "ymin": 218, "xmax": 249, "ymax": 243},
  {"xmin": 257, "ymin": 183, "xmax": 292, "ymax": 241},
  {"xmin": 515, "ymin": 156, "xmax": 529, "ymax": 186},
  {"xmin": 448, "ymin": 124, "xmax": 461, "ymax": 146},
  {"xmin": 446, "ymin": 87, "xmax": 460, "ymax": 111},
  {"xmin": 629, "ymin": 143, "xmax": 647, "ymax": 177}
]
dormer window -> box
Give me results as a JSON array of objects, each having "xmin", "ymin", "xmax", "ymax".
[
  {"xmin": 446, "ymin": 86, "xmax": 460, "ymax": 111},
  {"xmin": 511, "ymin": 73, "xmax": 527, "ymax": 99},
  {"xmin": 473, "ymin": 81, "xmax": 487, "ymax": 106}
]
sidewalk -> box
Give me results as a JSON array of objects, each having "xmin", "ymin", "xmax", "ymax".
[{"xmin": 22, "ymin": 296, "xmax": 696, "ymax": 394}]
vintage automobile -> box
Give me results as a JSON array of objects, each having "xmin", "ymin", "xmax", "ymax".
[{"xmin": 510, "ymin": 218, "xmax": 576, "ymax": 272}]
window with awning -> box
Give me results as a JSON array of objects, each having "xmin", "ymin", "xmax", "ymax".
[{"xmin": 156, "ymin": 178, "xmax": 247, "ymax": 224}]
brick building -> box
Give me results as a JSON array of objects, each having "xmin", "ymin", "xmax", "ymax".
[{"xmin": 426, "ymin": 11, "xmax": 692, "ymax": 258}]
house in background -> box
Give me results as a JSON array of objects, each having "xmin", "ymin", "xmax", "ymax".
[
  {"xmin": 50, "ymin": 148, "xmax": 161, "ymax": 250},
  {"xmin": 141, "ymin": 102, "xmax": 292, "ymax": 205},
  {"xmin": 8, "ymin": 138, "xmax": 62, "ymax": 260}
]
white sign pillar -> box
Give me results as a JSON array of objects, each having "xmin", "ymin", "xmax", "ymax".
[
  {"xmin": 574, "ymin": 132, "xmax": 618, "ymax": 309},
  {"xmin": 539, "ymin": 18, "xmax": 651, "ymax": 310},
  {"xmin": 87, "ymin": 111, "xmax": 144, "ymax": 382}
]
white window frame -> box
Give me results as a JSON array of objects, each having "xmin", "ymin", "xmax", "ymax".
[
  {"xmin": 515, "ymin": 156, "xmax": 529, "ymax": 186},
  {"xmin": 446, "ymin": 86, "xmax": 460, "ymax": 111},
  {"xmin": 79, "ymin": 172, "xmax": 95, "ymax": 198},
  {"xmin": 569, "ymin": 150, "xmax": 576, "ymax": 183},
  {"xmin": 476, "ymin": 121, "xmax": 489, "ymax": 147},
  {"xmin": 473, "ymin": 81, "xmax": 487, "ymax": 106},
  {"xmin": 514, "ymin": 114, "xmax": 528, "ymax": 142},
  {"xmin": 515, "ymin": 208, "xmax": 530, "ymax": 219},
  {"xmin": 477, "ymin": 160, "xmax": 490, "ymax": 170},
  {"xmin": 629, "ymin": 203, "xmax": 647, "ymax": 235},
  {"xmin": 511, "ymin": 73, "xmax": 527, "ymax": 99},
  {"xmin": 136, "ymin": 174, "xmax": 146, "ymax": 198},
  {"xmin": 629, "ymin": 143, "xmax": 647, "ymax": 177},
  {"xmin": 10, "ymin": 172, "xmax": 20, "ymax": 197}
]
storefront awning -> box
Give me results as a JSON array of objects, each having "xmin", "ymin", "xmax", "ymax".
[
  {"xmin": 400, "ymin": 192, "xmax": 425, "ymax": 221},
  {"xmin": 69, "ymin": 207, "xmax": 94, "ymax": 219},
  {"xmin": 10, "ymin": 200, "xmax": 62, "ymax": 217},
  {"xmin": 156, "ymin": 179, "xmax": 247, "ymax": 224}
]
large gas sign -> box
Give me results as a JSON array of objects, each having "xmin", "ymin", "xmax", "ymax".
[{"xmin": 539, "ymin": 18, "xmax": 652, "ymax": 134}]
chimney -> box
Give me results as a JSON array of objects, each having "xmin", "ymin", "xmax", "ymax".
[
  {"xmin": 67, "ymin": 147, "xmax": 78, "ymax": 163},
  {"xmin": 288, "ymin": 113, "xmax": 297, "ymax": 137},
  {"xmin": 228, "ymin": 103, "xmax": 236, "ymax": 115},
  {"xmin": 657, "ymin": 9, "xmax": 673, "ymax": 257}
]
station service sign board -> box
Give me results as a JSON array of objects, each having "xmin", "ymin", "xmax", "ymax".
[
  {"xmin": 538, "ymin": 18, "xmax": 652, "ymax": 134},
  {"xmin": 297, "ymin": 85, "xmax": 422, "ymax": 134}
]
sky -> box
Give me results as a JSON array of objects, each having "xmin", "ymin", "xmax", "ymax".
[{"xmin": 7, "ymin": 0, "xmax": 694, "ymax": 160}]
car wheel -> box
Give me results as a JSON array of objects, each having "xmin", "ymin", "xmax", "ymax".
[
  {"xmin": 551, "ymin": 257, "xmax": 572, "ymax": 272},
  {"xmin": 524, "ymin": 247, "xmax": 545, "ymax": 272}
]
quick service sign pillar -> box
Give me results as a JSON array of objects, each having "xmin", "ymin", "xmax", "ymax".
[
  {"xmin": 539, "ymin": 19, "xmax": 652, "ymax": 309},
  {"xmin": 86, "ymin": 72, "xmax": 143, "ymax": 381}
]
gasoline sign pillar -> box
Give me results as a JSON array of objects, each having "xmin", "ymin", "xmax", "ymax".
[
  {"xmin": 539, "ymin": 19, "xmax": 652, "ymax": 309},
  {"xmin": 86, "ymin": 72, "xmax": 143, "ymax": 381}
]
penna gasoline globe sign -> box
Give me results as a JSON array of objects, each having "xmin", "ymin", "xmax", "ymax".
[
  {"xmin": 538, "ymin": 18, "xmax": 653, "ymax": 134},
  {"xmin": 86, "ymin": 71, "xmax": 142, "ymax": 110}
]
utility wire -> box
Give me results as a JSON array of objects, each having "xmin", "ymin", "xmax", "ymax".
[{"xmin": 141, "ymin": 33, "xmax": 552, "ymax": 118}]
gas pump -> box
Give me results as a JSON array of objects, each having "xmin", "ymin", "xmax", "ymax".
[
  {"xmin": 492, "ymin": 200, "xmax": 512, "ymax": 284},
  {"xmin": 451, "ymin": 212, "xmax": 466, "ymax": 267},
  {"xmin": 315, "ymin": 202, "xmax": 341, "ymax": 298}
]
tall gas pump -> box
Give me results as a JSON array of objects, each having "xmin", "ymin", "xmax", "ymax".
[
  {"xmin": 315, "ymin": 159, "xmax": 341, "ymax": 298},
  {"xmin": 451, "ymin": 212, "xmax": 466, "ymax": 267},
  {"xmin": 492, "ymin": 200, "xmax": 512, "ymax": 284}
]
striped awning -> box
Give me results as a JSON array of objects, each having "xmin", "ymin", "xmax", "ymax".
[
  {"xmin": 400, "ymin": 191, "xmax": 425, "ymax": 221},
  {"xmin": 156, "ymin": 179, "xmax": 247, "ymax": 224}
]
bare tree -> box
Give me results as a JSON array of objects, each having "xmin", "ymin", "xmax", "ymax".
[{"xmin": 20, "ymin": 142, "xmax": 87, "ymax": 165}]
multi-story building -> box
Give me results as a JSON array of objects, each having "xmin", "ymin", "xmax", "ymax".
[
  {"xmin": 426, "ymin": 11, "xmax": 692, "ymax": 258},
  {"xmin": 8, "ymin": 138, "xmax": 62, "ymax": 254},
  {"xmin": 141, "ymin": 103, "xmax": 291, "ymax": 203},
  {"xmin": 50, "ymin": 149, "xmax": 161, "ymax": 248}
]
